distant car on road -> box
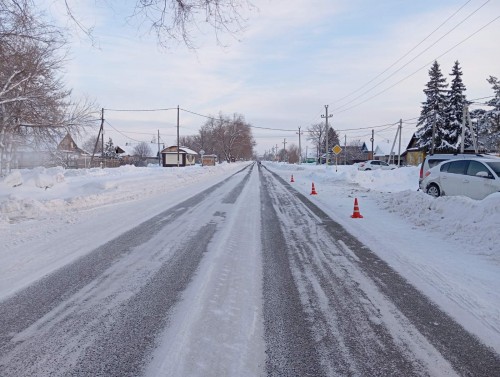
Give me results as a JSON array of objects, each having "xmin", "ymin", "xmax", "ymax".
[
  {"xmin": 357, "ymin": 160, "xmax": 397, "ymax": 171},
  {"xmin": 420, "ymin": 157, "xmax": 500, "ymax": 200}
]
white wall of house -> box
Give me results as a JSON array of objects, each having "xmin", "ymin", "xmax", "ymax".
[{"xmin": 165, "ymin": 153, "xmax": 182, "ymax": 165}]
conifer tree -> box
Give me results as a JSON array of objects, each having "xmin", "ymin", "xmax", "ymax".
[
  {"xmin": 415, "ymin": 61, "xmax": 448, "ymax": 153},
  {"xmin": 104, "ymin": 137, "xmax": 117, "ymax": 158},
  {"xmin": 445, "ymin": 61, "xmax": 471, "ymax": 152},
  {"xmin": 483, "ymin": 76, "xmax": 500, "ymax": 152},
  {"xmin": 327, "ymin": 128, "xmax": 340, "ymax": 150}
]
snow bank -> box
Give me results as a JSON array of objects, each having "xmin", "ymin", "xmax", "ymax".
[{"xmin": 0, "ymin": 163, "xmax": 245, "ymax": 224}]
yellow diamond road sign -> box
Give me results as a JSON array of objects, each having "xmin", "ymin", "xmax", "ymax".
[{"xmin": 332, "ymin": 145, "xmax": 342, "ymax": 155}]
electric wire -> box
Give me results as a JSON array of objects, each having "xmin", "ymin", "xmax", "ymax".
[
  {"xmin": 332, "ymin": 0, "xmax": 474, "ymax": 107},
  {"xmin": 105, "ymin": 120, "xmax": 144, "ymax": 143},
  {"xmin": 330, "ymin": 14, "xmax": 500, "ymax": 116},
  {"xmin": 301, "ymin": 0, "xmax": 485, "ymax": 128},
  {"xmin": 331, "ymin": 0, "xmax": 494, "ymax": 114}
]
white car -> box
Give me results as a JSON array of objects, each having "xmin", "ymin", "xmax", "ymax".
[
  {"xmin": 357, "ymin": 160, "xmax": 397, "ymax": 171},
  {"xmin": 420, "ymin": 158, "xmax": 500, "ymax": 200},
  {"xmin": 418, "ymin": 153, "xmax": 492, "ymax": 185}
]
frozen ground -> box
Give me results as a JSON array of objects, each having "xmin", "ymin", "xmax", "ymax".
[{"xmin": 0, "ymin": 161, "xmax": 499, "ymax": 356}]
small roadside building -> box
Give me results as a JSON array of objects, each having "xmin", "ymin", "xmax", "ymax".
[
  {"xmin": 403, "ymin": 134, "xmax": 426, "ymax": 166},
  {"xmin": 161, "ymin": 146, "xmax": 198, "ymax": 167},
  {"xmin": 201, "ymin": 154, "xmax": 217, "ymax": 166},
  {"xmin": 56, "ymin": 133, "xmax": 90, "ymax": 168}
]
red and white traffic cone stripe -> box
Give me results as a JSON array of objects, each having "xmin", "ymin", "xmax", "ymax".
[
  {"xmin": 351, "ymin": 198, "xmax": 363, "ymax": 218},
  {"xmin": 310, "ymin": 182, "xmax": 318, "ymax": 195}
]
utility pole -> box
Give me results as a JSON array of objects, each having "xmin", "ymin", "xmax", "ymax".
[
  {"xmin": 297, "ymin": 127, "xmax": 304, "ymax": 164},
  {"xmin": 370, "ymin": 129, "xmax": 374, "ymax": 159},
  {"xmin": 321, "ymin": 105, "xmax": 332, "ymax": 165},
  {"xmin": 464, "ymin": 105, "xmax": 478, "ymax": 153},
  {"xmin": 460, "ymin": 105, "xmax": 467, "ymax": 153},
  {"xmin": 398, "ymin": 119, "xmax": 402, "ymax": 166},
  {"xmin": 344, "ymin": 134, "xmax": 347, "ymax": 165},
  {"xmin": 389, "ymin": 126, "xmax": 397, "ymax": 164},
  {"xmin": 158, "ymin": 130, "xmax": 161, "ymax": 166},
  {"xmin": 177, "ymin": 105, "xmax": 180, "ymax": 167},
  {"xmin": 283, "ymin": 138, "xmax": 287, "ymax": 162},
  {"xmin": 90, "ymin": 108, "xmax": 104, "ymax": 167},
  {"xmin": 276, "ymin": 144, "xmax": 279, "ymax": 161}
]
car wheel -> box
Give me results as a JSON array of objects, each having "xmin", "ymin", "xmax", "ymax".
[
  {"xmin": 365, "ymin": 168, "xmax": 371, "ymax": 171},
  {"xmin": 426, "ymin": 183, "xmax": 441, "ymax": 197}
]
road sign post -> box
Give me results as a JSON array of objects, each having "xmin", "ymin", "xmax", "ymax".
[{"xmin": 332, "ymin": 145, "xmax": 342, "ymax": 172}]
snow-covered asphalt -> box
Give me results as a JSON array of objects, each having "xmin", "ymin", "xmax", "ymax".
[
  {"xmin": 0, "ymin": 162, "xmax": 499, "ymax": 376},
  {"xmin": 260, "ymin": 164, "xmax": 499, "ymax": 376}
]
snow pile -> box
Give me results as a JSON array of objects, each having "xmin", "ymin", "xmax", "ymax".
[
  {"xmin": 384, "ymin": 190, "xmax": 500, "ymax": 256},
  {"xmin": 0, "ymin": 163, "xmax": 245, "ymax": 224},
  {"xmin": 268, "ymin": 162, "xmax": 500, "ymax": 262}
]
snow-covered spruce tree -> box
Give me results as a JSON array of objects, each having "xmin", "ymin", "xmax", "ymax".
[
  {"xmin": 484, "ymin": 76, "xmax": 500, "ymax": 152},
  {"xmin": 104, "ymin": 138, "xmax": 117, "ymax": 158},
  {"xmin": 470, "ymin": 108, "xmax": 491, "ymax": 151},
  {"xmin": 445, "ymin": 61, "xmax": 472, "ymax": 151},
  {"xmin": 415, "ymin": 61, "xmax": 449, "ymax": 153},
  {"xmin": 327, "ymin": 127, "xmax": 340, "ymax": 150}
]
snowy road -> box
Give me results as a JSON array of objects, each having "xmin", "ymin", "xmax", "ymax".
[{"xmin": 0, "ymin": 162, "xmax": 499, "ymax": 376}]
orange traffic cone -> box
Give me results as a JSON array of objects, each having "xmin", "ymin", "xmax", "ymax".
[
  {"xmin": 310, "ymin": 182, "xmax": 318, "ymax": 195},
  {"xmin": 351, "ymin": 198, "xmax": 363, "ymax": 218},
  {"xmin": 290, "ymin": 174, "xmax": 295, "ymax": 183}
]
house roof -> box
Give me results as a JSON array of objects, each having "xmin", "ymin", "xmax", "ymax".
[
  {"xmin": 116, "ymin": 144, "xmax": 159, "ymax": 158},
  {"xmin": 57, "ymin": 133, "xmax": 88, "ymax": 155},
  {"xmin": 161, "ymin": 146, "xmax": 198, "ymax": 155}
]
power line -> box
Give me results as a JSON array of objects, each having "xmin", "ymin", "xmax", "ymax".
[
  {"xmin": 104, "ymin": 108, "xmax": 178, "ymax": 112},
  {"xmin": 338, "ymin": 121, "xmax": 399, "ymax": 132},
  {"xmin": 105, "ymin": 120, "xmax": 145, "ymax": 143},
  {"xmin": 180, "ymin": 107, "xmax": 299, "ymax": 131},
  {"xmin": 331, "ymin": 0, "xmax": 474, "ymax": 107},
  {"xmin": 332, "ymin": 0, "xmax": 494, "ymax": 114},
  {"xmin": 302, "ymin": 2, "xmax": 488, "ymax": 132},
  {"xmin": 330, "ymin": 14, "xmax": 500, "ymax": 115}
]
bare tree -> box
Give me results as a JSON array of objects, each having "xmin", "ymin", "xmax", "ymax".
[
  {"xmin": 307, "ymin": 122, "xmax": 325, "ymax": 163},
  {"xmin": 287, "ymin": 144, "xmax": 299, "ymax": 164},
  {"xmin": 62, "ymin": 0, "xmax": 255, "ymax": 49},
  {"xmin": 0, "ymin": 1, "xmax": 98, "ymax": 174},
  {"xmin": 82, "ymin": 135, "xmax": 102, "ymax": 154},
  {"xmin": 199, "ymin": 112, "xmax": 254, "ymax": 162},
  {"xmin": 133, "ymin": 141, "xmax": 153, "ymax": 158}
]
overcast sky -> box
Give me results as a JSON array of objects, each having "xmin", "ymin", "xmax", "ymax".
[{"xmin": 45, "ymin": 0, "xmax": 500, "ymax": 155}]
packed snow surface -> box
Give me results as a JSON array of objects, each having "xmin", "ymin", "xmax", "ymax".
[{"xmin": 1, "ymin": 161, "xmax": 499, "ymax": 356}]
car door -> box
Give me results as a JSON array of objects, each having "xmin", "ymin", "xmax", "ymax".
[
  {"xmin": 465, "ymin": 160, "xmax": 496, "ymax": 199},
  {"xmin": 371, "ymin": 161, "xmax": 380, "ymax": 170},
  {"xmin": 440, "ymin": 160, "xmax": 468, "ymax": 196}
]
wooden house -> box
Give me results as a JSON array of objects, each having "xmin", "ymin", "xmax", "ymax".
[
  {"xmin": 402, "ymin": 134, "xmax": 426, "ymax": 166},
  {"xmin": 201, "ymin": 154, "xmax": 217, "ymax": 166},
  {"xmin": 161, "ymin": 146, "xmax": 198, "ymax": 167}
]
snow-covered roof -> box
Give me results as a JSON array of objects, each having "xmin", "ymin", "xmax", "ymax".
[
  {"xmin": 161, "ymin": 146, "xmax": 198, "ymax": 155},
  {"xmin": 180, "ymin": 147, "xmax": 198, "ymax": 155},
  {"xmin": 116, "ymin": 144, "xmax": 158, "ymax": 158},
  {"xmin": 373, "ymin": 139, "xmax": 411, "ymax": 156}
]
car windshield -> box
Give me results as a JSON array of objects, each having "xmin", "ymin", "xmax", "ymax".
[{"xmin": 485, "ymin": 161, "xmax": 500, "ymax": 177}]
